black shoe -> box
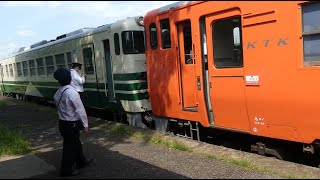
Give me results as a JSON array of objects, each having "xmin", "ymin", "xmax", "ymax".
[
  {"xmin": 76, "ymin": 158, "xmax": 94, "ymax": 169},
  {"xmin": 60, "ymin": 169, "xmax": 81, "ymax": 177}
]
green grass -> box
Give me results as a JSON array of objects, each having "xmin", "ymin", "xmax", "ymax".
[
  {"xmin": 205, "ymin": 153, "xmax": 257, "ymax": 169},
  {"xmin": 106, "ymin": 124, "xmax": 192, "ymax": 152},
  {"xmin": 104, "ymin": 123, "xmax": 317, "ymax": 179},
  {"xmin": 0, "ymin": 125, "xmax": 31, "ymax": 156},
  {"xmin": 108, "ymin": 124, "xmax": 135, "ymax": 136},
  {"xmin": 204, "ymin": 153, "xmax": 316, "ymax": 179},
  {"xmin": 149, "ymin": 135, "xmax": 192, "ymax": 152}
]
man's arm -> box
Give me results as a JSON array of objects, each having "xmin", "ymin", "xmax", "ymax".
[
  {"xmin": 70, "ymin": 91, "xmax": 89, "ymax": 128},
  {"xmin": 72, "ymin": 71, "xmax": 86, "ymax": 85}
]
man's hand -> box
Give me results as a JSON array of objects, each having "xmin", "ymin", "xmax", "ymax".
[
  {"xmin": 83, "ymin": 127, "xmax": 89, "ymax": 133},
  {"xmin": 84, "ymin": 74, "xmax": 87, "ymax": 78}
]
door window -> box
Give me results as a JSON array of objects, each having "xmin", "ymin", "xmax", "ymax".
[
  {"xmin": 212, "ymin": 16, "xmax": 243, "ymax": 68},
  {"xmin": 160, "ymin": 18, "xmax": 171, "ymax": 49},
  {"xmin": 83, "ymin": 47, "xmax": 94, "ymax": 75},
  {"xmin": 183, "ymin": 23, "xmax": 193, "ymax": 64},
  {"xmin": 149, "ymin": 23, "xmax": 158, "ymax": 50}
]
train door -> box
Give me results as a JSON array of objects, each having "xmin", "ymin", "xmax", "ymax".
[
  {"xmin": 205, "ymin": 9, "xmax": 250, "ymax": 131},
  {"xmin": 102, "ymin": 39, "xmax": 116, "ymax": 102},
  {"xmin": 177, "ymin": 20, "xmax": 198, "ymax": 111},
  {"xmin": 81, "ymin": 44, "xmax": 99, "ymax": 105}
]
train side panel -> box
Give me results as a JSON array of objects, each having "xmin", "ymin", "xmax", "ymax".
[
  {"xmin": 241, "ymin": 1, "xmax": 320, "ymax": 143},
  {"xmin": 145, "ymin": 1, "xmax": 320, "ymax": 144}
]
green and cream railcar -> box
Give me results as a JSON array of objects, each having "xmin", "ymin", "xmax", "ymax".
[{"xmin": 0, "ymin": 16, "xmax": 151, "ymax": 119}]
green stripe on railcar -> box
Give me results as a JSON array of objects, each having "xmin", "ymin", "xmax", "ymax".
[
  {"xmin": 114, "ymin": 82, "xmax": 148, "ymax": 91},
  {"xmin": 1, "ymin": 79, "xmax": 148, "ymax": 107},
  {"xmin": 113, "ymin": 72, "xmax": 147, "ymax": 81}
]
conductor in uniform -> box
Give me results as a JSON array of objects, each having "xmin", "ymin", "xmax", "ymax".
[
  {"xmin": 70, "ymin": 62, "xmax": 87, "ymax": 102},
  {"xmin": 53, "ymin": 68, "xmax": 93, "ymax": 177}
]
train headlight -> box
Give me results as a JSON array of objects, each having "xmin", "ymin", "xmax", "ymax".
[{"xmin": 136, "ymin": 16, "xmax": 144, "ymax": 26}]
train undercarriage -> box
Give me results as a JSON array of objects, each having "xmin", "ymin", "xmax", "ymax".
[{"xmin": 142, "ymin": 114, "xmax": 320, "ymax": 168}]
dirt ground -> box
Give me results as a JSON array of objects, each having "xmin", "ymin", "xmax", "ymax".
[{"xmin": 0, "ymin": 95, "xmax": 320, "ymax": 179}]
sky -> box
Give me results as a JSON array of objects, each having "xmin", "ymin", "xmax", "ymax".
[{"xmin": 0, "ymin": 1, "xmax": 177, "ymax": 59}]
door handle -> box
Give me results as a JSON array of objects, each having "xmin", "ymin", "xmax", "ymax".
[
  {"xmin": 197, "ymin": 76, "xmax": 201, "ymax": 90},
  {"xmin": 192, "ymin": 44, "xmax": 195, "ymax": 64}
]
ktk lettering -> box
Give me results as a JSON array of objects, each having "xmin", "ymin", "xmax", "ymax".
[{"xmin": 247, "ymin": 38, "xmax": 288, "ymax": 49}]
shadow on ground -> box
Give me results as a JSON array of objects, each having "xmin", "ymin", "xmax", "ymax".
[
  {"xmin": 0, "ymin": 98, "xmax": 188, "ymax": 179},
  {"xmin": 29, "ymin": 142, "xmax": 188, "ymax": 179}
]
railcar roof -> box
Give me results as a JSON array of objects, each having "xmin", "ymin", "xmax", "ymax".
[
  {"xmin": 1, "ymin": 16, "xmax": 141, "ymax": 60},
  {"xmin": 158, "ymin": 1, "xmax": 195, "ymax": 13}
]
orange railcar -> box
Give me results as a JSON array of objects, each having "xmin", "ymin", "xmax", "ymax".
[{"xmin": 144, "ymin": 1, "xmax": 320, "ymax": 149}]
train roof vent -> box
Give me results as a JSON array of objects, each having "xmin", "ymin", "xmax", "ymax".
[
  {"xmin": 18, "ymin": 47, "xmax": 26, "ymax": 52},
  {"xmin": 66, "ymin": 28, "xmax": 94, "ymax": 37},
  {"xmin": 56, "ymin": 34, "xmax": 66, "ymax": 40},
  {"xmin": 159, "ymin": 1, "xmax": 194, "ymax": 13},
  {"xmin": 30, "ymin": 40, "xmax": 48, "ymax": 49},
  {"xmin": 95, "ymin": 24, "xmax": 111, "ymax": 33},
  {"xmin": 11, "ymin": 47, "xmax": 25, "ymax": 55},
  {"xmin": 97, "ymin": 23, "xmax": 111, "ymax": 28}
]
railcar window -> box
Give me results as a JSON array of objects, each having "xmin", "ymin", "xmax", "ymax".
[
  {"xmin": 114, "ymin": 33, "xmax": 120, "ymax": 55},
  {"xmin": 160, "ymin": 18, "xmax": 171, "ymax": 49},
  {"xmin": 16, "ymin": 62, "xmax": 22, "ymax": 77},
  {"xmin": 212, "ymin": 16, "xmax": 243, "ymax": 68},
  {"xmin": 45, "ymin": 56, "xmax": 54, "ymax": 76},
  {"xmin": 5, "ymin": 65, "xmax": 8, "ymax": 77},
  {"xmin": 36, "ymin": 58, "xmax": 45, "ymax": 76},
  {"xmin": 55, "ymin": 53, "xmax": 65, "ymax": 69},
  {"xmin": 22, "ymin": 61, "xmax": 29, "ymax": 77},
  {"xmin": 29, "ymin": 60, "xmax": 36, "ymax": 77},
  {"xmin": 9, "ymin": 64, "xmax": 13, "ymax": 77},
  {"xmin": 13, "ymin": 63, "xmax": 17, "ymax": 77},
  {"xmin": 302, "ymin": 2, "xmax": 320, "ymax": 66},
  {"xmin": 66, "ymin": 52, "xmax": 72, "ymax": 69},
  {"xmin": 149, "ymin": 23, "xmax": 158, "ymax": 50},
  {"xmin": 121, "ymin": 31, "xmax": 145, "ymax": 54},
  {"xmin": 12, "ymin": 63, "xmax": 17, "ymax": 77},
  {"xmin": 83, "ymin": 47, "xmax": 94, "ymax": 75}
]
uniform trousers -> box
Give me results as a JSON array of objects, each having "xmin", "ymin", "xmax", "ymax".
[{"xmin": 59, "ymin": 120, "xmax": 87, "ymax": 174}]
